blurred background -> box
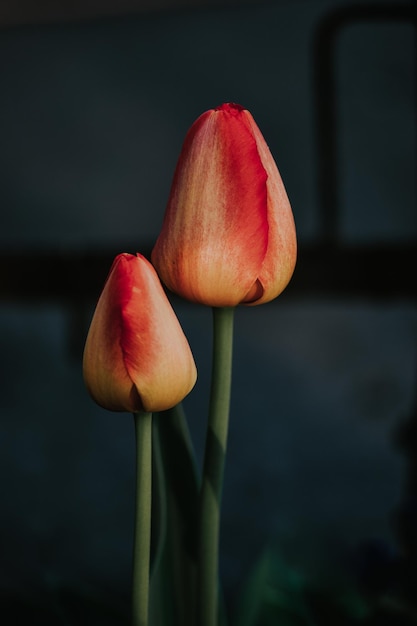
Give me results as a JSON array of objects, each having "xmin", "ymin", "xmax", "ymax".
[{"xmin": 0, "ymin": 0, "xmax": 416, "ymax": 624}]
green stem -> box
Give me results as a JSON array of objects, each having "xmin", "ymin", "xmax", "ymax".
[
  {"xmin": 197, "ymin": 306, "xmax": 235, "ymax": 626},
  {"xmin": 132, "ymin": 411, "xmax": 153, "ymax": 626}
]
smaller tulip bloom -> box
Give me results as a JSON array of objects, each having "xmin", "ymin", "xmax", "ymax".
[
  {"xmin": 83, "ymin": 253, "xmax": 197, "ymax": 413},
  {"xmin": 151, "ymin": 102, "xmax": 297, "ymax": 307}
]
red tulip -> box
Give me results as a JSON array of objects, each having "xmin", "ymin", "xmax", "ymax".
[
  {"xmin": 151, "ymin": 103, "xmax": 296, "ymax": 307},
  {"xmin": 83, "ymin": 253, "xmax": 197, "ymax": 413}
]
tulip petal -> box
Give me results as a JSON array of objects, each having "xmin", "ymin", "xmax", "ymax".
[
  {"xmin": 83, "ymin": 253, "xmax": 197, "ymax": 412},
  {"xmin": 121, "ymin": 254, "xmax": 197, "ymax": 412},
  {"xmin": 152, "ymin": 103, "xmax": 269, "ymax": 307},
  {"xmin": 83, "ymin": 255, "xmax": 139, "ymax": 412},
  {"xmin": 243, "ymin": 110, "xmax": 297, "ymax": 305}
]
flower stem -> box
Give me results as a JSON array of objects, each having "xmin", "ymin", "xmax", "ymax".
[
  {"xmin": 198, "ymin": 306, "xmax": 235, "ymax": 626},
  {"xmin": 132, "ymin": 411, "xmax": 153, "ymax": 626}
]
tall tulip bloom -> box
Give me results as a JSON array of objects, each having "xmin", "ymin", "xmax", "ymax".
[
  {"xmin": 152, "ymin": 102, "xmax": 296, "ymax": 307},
  {"xmin": 83, "ymin": 252, "xmax": 197, "ymax": 413}
]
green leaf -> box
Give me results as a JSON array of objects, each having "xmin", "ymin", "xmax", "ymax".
[
  {"xmin": 148, "ymin": 416, "xmax": 174, "ymax": 626},
  {"xmin": 151, "ymin": 404, "xmax": 229, "ymax": 626},
  {"xmin": 151, "ymin": 405, "xmax": 200, "ymax": 626}
]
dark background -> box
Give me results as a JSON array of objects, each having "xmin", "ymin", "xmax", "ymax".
[{"xmin": 0, "ymin": 0, "xmax": 416, "ymax": 623}]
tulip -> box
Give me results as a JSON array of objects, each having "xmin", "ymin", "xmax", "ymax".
[
  {"xmin": 83, "ymin": 252, "xmax": 197, "ymax": 413},
  {"xmin": 151, "ymin": 102, "xmax": 296, "ymax": 307}
]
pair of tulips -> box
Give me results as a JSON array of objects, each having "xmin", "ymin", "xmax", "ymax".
[{"xmin": 83, "ymin": 102, "xmax": 297, "ymax": 411}]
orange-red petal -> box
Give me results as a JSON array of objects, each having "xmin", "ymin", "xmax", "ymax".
[
  {"xmin": 83, "ymin": 253, "xmax": 197, "ymax": 412},
  {"xmin": 152, "ymin": 103, "xmax": 269, "ymax": 306},
  {"xmin": 243, "ymin": 110, "xmax": 297, "ymax": 305}
]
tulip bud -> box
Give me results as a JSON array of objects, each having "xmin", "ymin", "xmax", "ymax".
[
  {"xmin": 152, "ymin": 102, "xmax": 296, "ymax": 307},
  {"xmin": 83, "ymin": 253, "xmax": 197, "ymax": 413}
]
